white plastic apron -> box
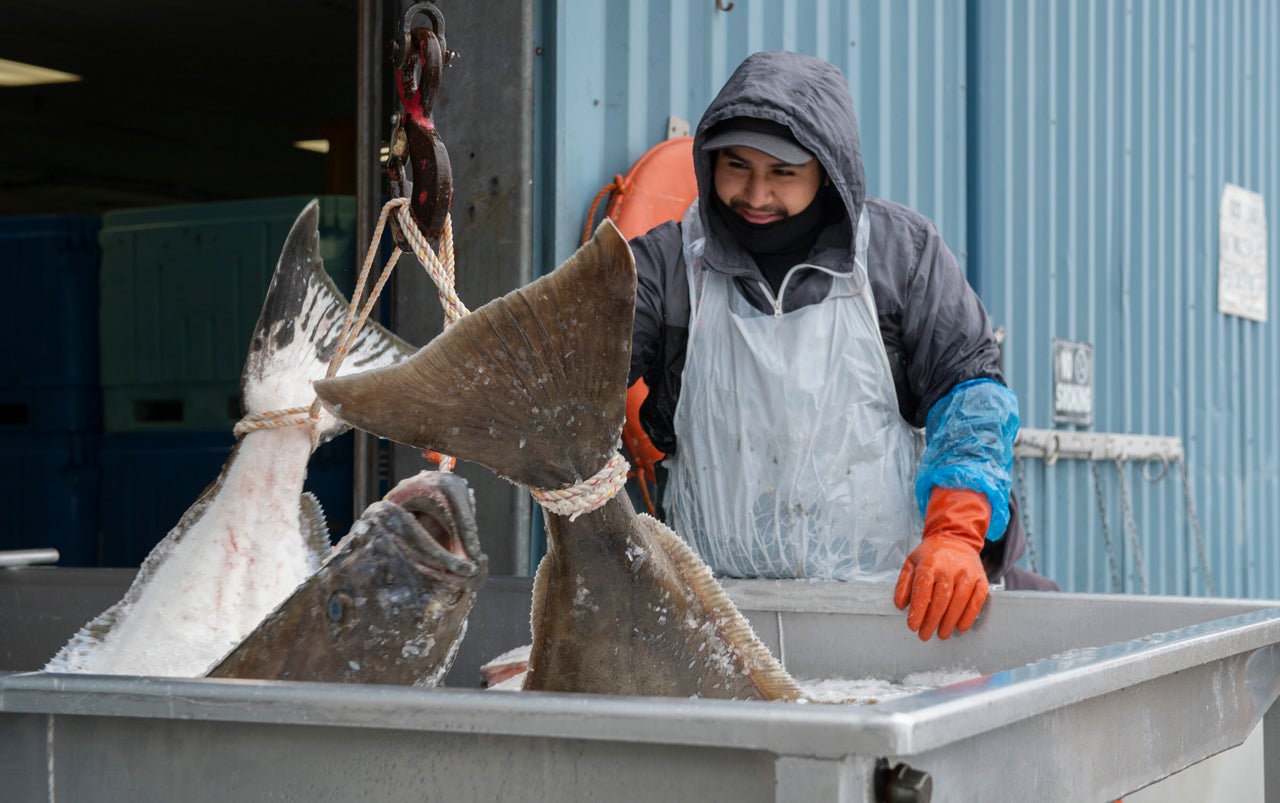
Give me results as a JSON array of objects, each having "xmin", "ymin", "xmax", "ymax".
[{"xmin": 665, "ymin": 201, "xmax": 923, "ymax": 582}]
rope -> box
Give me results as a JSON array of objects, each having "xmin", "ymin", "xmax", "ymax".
[
  {"xmin": 391, "ymin": 200, "xmax": 468, "ymax": 325},
  {"xmin": 232, "ymin": 407, "xmax": 313, "ymax": 437},
  {"xmin": 531, "ymin": 449, "xmax": 630, "ymax": 521},
  {"xmin": 581, "ymin": 174, "xmax": 629, "ymax": 246},
  {"xmin": 631, "ymin": 464, "xmax": 659, "ymax": 517},
  {"xmin": 233, "ymin": 199, "xmax": 466, "ymax": 463},
  {"xmin": 386, "ymin": 201, "xmax": 467, "ymax": 471}
]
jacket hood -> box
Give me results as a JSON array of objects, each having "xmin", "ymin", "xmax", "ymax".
[{"xmin": 694, "ymin": 51, "xmax": 865, "ymax": 273}]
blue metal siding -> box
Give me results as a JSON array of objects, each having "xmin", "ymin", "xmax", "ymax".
[
  {"xmin": 973, "ymin": 0, "xmax": 1280, "ymax": 598},
  {"xmin": 542, "ymin": 0, "xmax": 969, "ymax": 266},
  {"xmin": 540, "ymin": 1, "xmax": 1280, "ymax": 598}
]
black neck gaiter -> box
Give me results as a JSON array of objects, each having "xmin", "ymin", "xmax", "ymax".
[{"xmin": 711, "ymin": 187, "xmax": 840, "ymax": 294}]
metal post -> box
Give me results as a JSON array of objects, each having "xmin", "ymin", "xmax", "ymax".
[
  {"xmin": 353, "ymin": 0, "xmax": 386, "ymax": 515},
  {"xmin": 1266, "ymin": 701, "xmax": 1279, "ymax": 803},
  {"xmin": 387, "ymin": 0, "xmax": 537, "ymax": 575}
]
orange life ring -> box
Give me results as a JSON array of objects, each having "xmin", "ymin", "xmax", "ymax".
[{"xmin": 583, "ymin": 136, "xmax": 697, "ymax": 513}]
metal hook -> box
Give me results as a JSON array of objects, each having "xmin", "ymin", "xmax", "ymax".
[
  {"xmin": 387, "ymin": 1, "xmax": 454, "ymax": 243},
  {"xmin": 1042, "ymin": 434, "xmax": 1061, "ymax": 467},
  {"xmin": 1140, "ymin": 454, "xmax": 1169, "ymax": 483},
  {"xmin": 716, "ymin": 0, "xmax": 734, "ymax": 11},
  {"xmin": 396, "ymin": 2, "xmax": 448, "ymax": 68}
]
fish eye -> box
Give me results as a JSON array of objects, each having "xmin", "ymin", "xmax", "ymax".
[{"xmin": 327, "ymin": 590, "xmax": 354, "ymax": 623}]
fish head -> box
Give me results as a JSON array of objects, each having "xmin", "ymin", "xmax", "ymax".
[
  {"xmin": 209, "ymin": 470, "xmax": 489, "ymax": 686},
  {"xmin": 320, "ymin": 471, "xmax": 488, "ymax": 626},
  {"xmin": 379, "ymin": 469, "xmax": 487, "ymax": 575}
]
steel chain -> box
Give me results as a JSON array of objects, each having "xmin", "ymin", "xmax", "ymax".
[
  {"xmin": 1013, "ymin": 456, "xmax": 1041, "ymax": 573},
  {"xmin": 1113, "ymin": 457, "xmax": 1149, "ymax": 594},
  {"xmin": 1175, "ymin": 457, "xmax": 1215, "ymax": 596},
  {"xmin": 1089, "ymin": 459, "xmax": 1124, "ymax": 593}
]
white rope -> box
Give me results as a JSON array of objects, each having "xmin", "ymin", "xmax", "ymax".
[
  {"xmin": 391, "ymin": 201, "xmax": 468, "ymax": 324},
  {"xmin": 233, "ymin": 407, "xmax": 312, "ymax": 437},
  {"xmin": 233, "ymin": 200, "xmax": 466, "ymax": 462},
  {"xmin": 530, "ymin": 450, "xmax": 631, "ymax": 521}
]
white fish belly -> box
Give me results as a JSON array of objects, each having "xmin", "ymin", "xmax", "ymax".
[{"xmin": 53, "ymin": 427, "xmax": 321, "ymax": 677}]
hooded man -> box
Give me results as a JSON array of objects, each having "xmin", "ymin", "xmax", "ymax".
[{"xmin": 627, "ymin": 51, "xmax": 1042, "ymax": 642}]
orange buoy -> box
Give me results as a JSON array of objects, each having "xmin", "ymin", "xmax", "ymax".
[{"xmin": 583, "ymin": 136, "xmax": 697, "ymax": 514}]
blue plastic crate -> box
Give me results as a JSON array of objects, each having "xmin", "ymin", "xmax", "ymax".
[
  {"xmin": 0, "ymin": 432, "xmax": 101, "ymax": 567},
  {"xmin": 98, "ymin": 431, "xmax": 355, "ymax": 568},
  {"xmin": 0, "ymin": 386, "xmax": 101, "ymax": 434},
  {"xmin": 98, "ymin": 196, "xmax": 359, "ymax": 432},
  {"xmin": 97, "ymin": 431, "xmax": 231, "ymax": 567},
  {"xmin": 0, "ymin": 215, "xmax": 102, "ymax": 433},
  {"xmin": 305, "ymin": 435, "xmax": 356, "ymax": 541}
]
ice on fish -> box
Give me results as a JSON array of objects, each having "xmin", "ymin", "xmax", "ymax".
[
  {"xmin": 45, "ymin": 200, "xmax": 414, "ymax": 677},
  {"xmin": 798, "ymin": 668, "xmax": 982, "ymax": 705}
]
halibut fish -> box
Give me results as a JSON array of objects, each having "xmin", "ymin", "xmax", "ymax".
[
  {"xmin": 314, "ymin": 219, "xmax": 803, "ymax": 700},
  {"xmin": 208, "ymin": 470, "xmax": 487, "ymax": 685},
  {"xmin": 46, "ymin": 201, "xmax": 414, "ymax": 677}
]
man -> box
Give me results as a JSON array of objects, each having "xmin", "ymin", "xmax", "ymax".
[{"xmin": 627, "ymin": 51, "xmax": 1023, "ymax": 641}]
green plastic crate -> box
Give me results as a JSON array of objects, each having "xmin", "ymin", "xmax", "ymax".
[{"xmin": 99, "ymin": 196, "xmax": 359, "ymax": 432}]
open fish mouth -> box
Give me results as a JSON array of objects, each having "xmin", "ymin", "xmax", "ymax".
[{"xmin": 378, "ymin": 471, "xmax": 485, "ymax": 576}]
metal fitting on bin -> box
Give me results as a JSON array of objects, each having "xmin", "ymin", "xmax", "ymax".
[{"xmin": 875, "ymin": 758, "xmax": 933, "ymax": 803}]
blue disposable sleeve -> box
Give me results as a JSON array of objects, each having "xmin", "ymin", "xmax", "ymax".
[{"xmin": 914, "ymin": 378, "xmax": 1021, "ymax": 541}]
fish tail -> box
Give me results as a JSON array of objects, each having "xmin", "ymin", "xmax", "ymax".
[
  {"xmin": 239, "ymin": 200, "xmax": 413, "ymax": 445},
  {"xmin": 314, "ymin": 219, "xmax": 636, "ymax": 490}
]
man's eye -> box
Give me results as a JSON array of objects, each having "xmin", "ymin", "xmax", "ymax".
[{"xmin": 773, "ymin": 169, "xmax": 796, "ymax": 177}]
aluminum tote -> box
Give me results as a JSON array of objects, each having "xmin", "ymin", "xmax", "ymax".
[{"xmin": 1, "ymin": 577, "xmax": 1278, "ymax": 802}]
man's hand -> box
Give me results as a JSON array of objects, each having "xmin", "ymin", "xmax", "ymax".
[{"xmin": 894, "ymin": 487, "xmax": 991, "ymax": 640}]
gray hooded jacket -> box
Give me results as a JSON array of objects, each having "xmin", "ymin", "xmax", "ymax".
[{"xmin": 628, "ymin": 51, "xmax": 1005, "ymax": 456}]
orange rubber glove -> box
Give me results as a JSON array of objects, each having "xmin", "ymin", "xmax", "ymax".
[{"xmin": 893, "ymin": 487, "xmax": 991, "ymax": 641}]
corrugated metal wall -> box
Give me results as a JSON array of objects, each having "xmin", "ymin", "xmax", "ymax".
[
  {"xmin": 540, "ymin": 0, "xmax": 969, "ymax": 265},
  {"xmin": 532, "ymin": 0, "xmax": 972, "ymax": 575},
  {"xmin": 972, "ymin": 0, "xmax": 1280, "ymax": 599},
  {"xmin": 540, "ymin": 0, "xmax": 1280, "ymax": 598}
]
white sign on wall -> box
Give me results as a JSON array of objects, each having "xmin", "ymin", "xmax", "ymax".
[
  {"xmin": 1218, "ymin": 183, "xmax": 1268, "ymax": 322},
  {"xmin": 1052, "ymin": 338, "xmax": 1093, "ymax": 427}
]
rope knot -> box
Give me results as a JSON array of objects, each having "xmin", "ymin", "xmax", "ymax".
[
  {"xmin": 233, "ymin": 200, "xmax": 465, "ymax": 464},
  {"xmin": 233, "ymin": 406, "xmax": 315, "ymax": 438},
  {"xmin": 529, "ymin": 450, "xmax": 630, "ymax": 521}
]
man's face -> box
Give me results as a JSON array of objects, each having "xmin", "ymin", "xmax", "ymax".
[{"xmin": 713, "ymin": 146, "xmax": 823, "ymax": 225}]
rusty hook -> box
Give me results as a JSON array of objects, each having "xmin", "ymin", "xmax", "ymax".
[
  {"xmin": 716, "ymin": 0, "xmax": 734, "ymax": 11},
  {"xmin": 387, "ymin": 2, "xmax": 454, "ymax": 243},
  {"xmin": 395, "ymin": 2, "xmax": 448, "ymax": 68}
]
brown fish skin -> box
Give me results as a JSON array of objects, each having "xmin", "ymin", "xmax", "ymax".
[
  {"xmin": 527, "ymin": 497, "xmax": 802, "ymax": 699},
  {"xmin": 206, "ymin": 471, "xmax": 487, "ymax": 686},
  {"xmin": 314, "ymin": 220, "xmax": 802, "ymax": 701}
]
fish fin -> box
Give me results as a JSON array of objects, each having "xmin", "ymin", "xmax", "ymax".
[
  {"xmin": 44, "ymin": 603, "xmax": 125, "ymax": 672},
  {"xmin": 640, "ymin": 514, "xmax": 806, "ymax": 702},
  {"xmin": 45, "ymin": 471, "xmax": 228, "ymax": 672},
  {"xmin": 299, "ymin": 492, "xmax": 331, "ymax": 561},
  {"xmin": 523, "ymin": 552, "xmax": 553, "ymax": 690},
  {"xmin": 315, "ymin": 218, "xmax": 636, "ymax": 490},
  {"xmin": 240, "ymin": 199, "xmax": 415, "ymax": 446}
]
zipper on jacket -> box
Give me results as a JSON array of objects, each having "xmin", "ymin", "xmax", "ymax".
[{"xmin": 759, "ymin": 263, "xmax": 845, "ymax": 317}]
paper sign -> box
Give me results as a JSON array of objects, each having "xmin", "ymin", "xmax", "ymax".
[{"xmin": 1218, "ymin": 183, "xmax": 1268, "ymax": 322}]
